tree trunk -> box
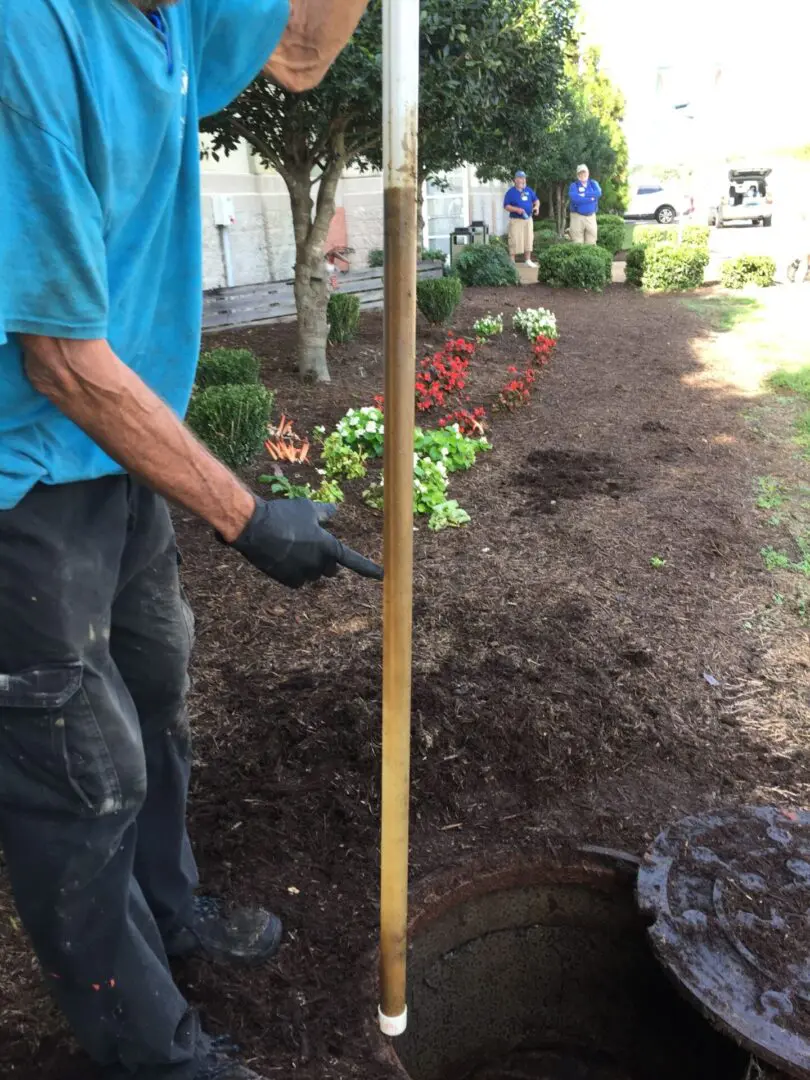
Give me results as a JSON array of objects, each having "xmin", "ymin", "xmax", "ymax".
[{"xmin": 283, "ymin": 129, "xmax": 347, "ymax": 382}]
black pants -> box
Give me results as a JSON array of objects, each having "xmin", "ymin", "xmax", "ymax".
[{"xmin": 0, "ymin": 478, "xmax": 206, "ymax": 1078}]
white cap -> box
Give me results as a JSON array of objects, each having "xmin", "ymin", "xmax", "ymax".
[{"xmin": 577, "ymin": 164, "xmax": 588, "ymax": 174}]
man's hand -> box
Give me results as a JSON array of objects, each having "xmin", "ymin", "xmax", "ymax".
[
  {"xmin": 229, "ymin": 498, "xmax": 383, "ymax": 589},
  {"xmin": 264, "ymin": 0, "xmax": 371, "ymax": 92}
]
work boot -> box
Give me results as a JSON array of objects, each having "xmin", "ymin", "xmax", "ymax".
[{"xmin": 166, "ymin": 896, "xmax": 283, "ymax": 965}]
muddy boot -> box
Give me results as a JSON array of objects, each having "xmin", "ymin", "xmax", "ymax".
[{"xmin": 165, "ymin": 896, "xmax": 283, "ymax": 966}]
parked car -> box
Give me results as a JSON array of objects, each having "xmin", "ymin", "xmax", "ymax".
[
  {"xmin": 624, "ymin": 182, "xmax": 694, "ymax": 225},
  {"xmin": 710, "ymin": 168, "xmax": 772, "ymax": 228}
]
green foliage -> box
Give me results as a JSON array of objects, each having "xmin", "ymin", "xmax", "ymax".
[
  {"xmin": 756, "ymin": 476, "xmax": 787, "ymax": 510},
  {"xmin": 196, "ymin": 348, "xmax": 260, "ymax": 389},
  {"xmin": 537, "ymin": 243, "xmax": 611, "ymax": 291},
  {"xmin": 453, "ymin": 245, "xmax": 519, "ymax": 287},
  {"xmin": 624, "ymin": 244, "xmax": 647, "ymax": 287},
  {"xmin": 768, "ymin": 366, "xmax": 810, "ymax": 400},
  {"xmin": 420, "ymin": 247, "xmax": 447, "ymax": 264},
  {"xmin": 414, "ymin": 426, "xmax": 491, "ymax": 473},
  {"xmin": 513, "ymin": 307, "xmax": 558, "ymax": 341},
  {"xmin": 762, "ymin": 542, "xmax": 810, "ymax": 577},
  {"xmin": 650, "ymin": 555, "xmax": 667, "ymax": 569},
  {"xmin": 681, "ymin": 296, "xmax": 762, "ymax": 332},
  {"xmin": 187, "ymin": 385, "xmax": 273, "ymax": 469},
  {"xmin": 473, "ymin": 313, "xmax": 504, "ymax": 342},
  {"xmin": 334, "ymin": 406, "xmax": 385, "ymax": 458},
  {"xmin": 489, "ymin": 234, "xmax": 510, "ymax": 254},
  {"xmin": 364, "ymin": 454, "xmax": 470, "ymax": 531},
  {"xmin": 595, "ymin": 216, "xmax": 625, "ymax": 256},
  {"xmin": 368, "ymin": 248, "xmax": 385, "ymax": 269},
  {"xmin": 321, "ymin": 431, "xmax": 368, "ymax": 479},
  {"xmin": 261, "ymin": 474, "xmax": 345, "ymax": 504},
  {"xmin": 327, "ymin": 293, "xmax": 361, "ymax": 344},
  {"xmin": 721, "ymin": 256, "xmax": 777, "ymax": 290},
  {"xmin": 416, "ymin": 276, "xmax": 463, "ymax": 325},
  {"xmin": 633, "ymin": 225, "xmax": 676, "ymax": 248},
  {"xmin": 640, "ymin": 244, "xmax": 709, "ymax": 293},
  {"xmin": 532, "ymin": 229, "xmax": 565, "ymax": 257},
  {"xmin": 681, "ymin": 224, "xmax": 711, "ymax": 248},
  {"xmin": 428, "ymin": 500, "xmax": 471, "ymax": 530}
]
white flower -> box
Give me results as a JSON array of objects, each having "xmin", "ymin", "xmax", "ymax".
[{"xmin": 365, "ymin": 421, "xmax": 377, "ymax": 433}]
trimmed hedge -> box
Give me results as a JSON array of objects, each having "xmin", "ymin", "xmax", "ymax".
[
  {"xmin": 681, "ymin": 224, "xmax": 711, "ymax": 248},
  {"xmin": 633, "ymin": 224, "xmax": 677, "ymax": 248},
  {"xmin": 327, "ymin": 293, "xmax": 361, "ymax": 344},
  {"xmin": 721, "ymin": 255, "xmax": 776, "ymax": 289},
  {"xmin": 624, "ymin": 244, "xmax": 647, "ymax": 287},
  {"xmin": 416, "ymin": 276, "xmax": 463, "ymax": 324},
  {"xmin": 187, "ymin": 384, "xmax": 274, "ymax": 469},
  {"xmin": 538, "ymin": 243, "xmax": 612, "ymax": 291},
  {"xmin": 453, "ymin": 244, "xmax": 519, "ymax": 287},
  {"xmin": 640, "ymin": 244, "xmax": 709, "ymax": 292},
  {"xmin": 368, "ymin": 248, "xmax": 384, "ymax": 268},
  {"xmin": 420, "ymin": 247, "xmax": 447, "ymax": 264},
  {"xmin": 595, "ymin": 216, "xmax": 625, "ymax": 256},
  {"xmin": 196, "ymin": 348, "xmax": 260, "ymax": 389}
]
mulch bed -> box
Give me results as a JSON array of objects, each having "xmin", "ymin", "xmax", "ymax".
[{"xmin": 1, "ymin": 283, "xmax": 809, "ymax": 1079}]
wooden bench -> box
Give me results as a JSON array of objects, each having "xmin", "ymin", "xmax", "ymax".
[{"xmin": 202, "ymin": 261, "xmax": 444, "ymax": 332}]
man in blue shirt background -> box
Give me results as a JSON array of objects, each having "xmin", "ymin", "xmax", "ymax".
[
  {"xmin": 568, "ymin": 163, "xmax": 602, "ymax": 244},
  {"xmin": 0, "ymin": 2, "xmax": 378, "ymax": 1078},
  {"xmin": 503, "ymin": 169, "xmax": 540, "ymax": 267}
]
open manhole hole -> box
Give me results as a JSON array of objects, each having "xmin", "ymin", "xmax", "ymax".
[{"xmin": 377, "ymin": 858, "xmax": 755, "ymax": 1080}]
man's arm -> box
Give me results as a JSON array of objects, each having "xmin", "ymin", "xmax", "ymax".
[
  {"xmin": 23, "ymin": 336, "xmax": 256, "ymax": 542},
  {"xmin": 592, "ymin": 181, "xmax": 603, "ymax": 198},
  {"xmin": 264, "ymin": 0, "xmax": 370, "ymax": 92}
]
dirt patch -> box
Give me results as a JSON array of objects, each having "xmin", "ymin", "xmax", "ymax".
[{"xmin": 1, "ymin": 284, "xmax": 809, "ymax": 1079}]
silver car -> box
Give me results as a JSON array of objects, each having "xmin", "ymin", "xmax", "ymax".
[{"xmin": 711, "ymin": 168, "xmax": 773, "ymax": 228}]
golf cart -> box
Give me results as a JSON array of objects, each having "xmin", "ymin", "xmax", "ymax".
[{"xmin": 711, "ymin": 168, "xmax": 772, "ymax": 228}]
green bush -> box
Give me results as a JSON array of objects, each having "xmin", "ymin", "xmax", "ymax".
[
  {"xmin": 633, "ymin": 225, "xmax": 676, "ymax": 248},
  {"xmin": 534, "ymin": 218, "xmax": 558, "ymax": 233},
  {"xmin": 533, "ymin": 229, "xmax": 564, "ymax": 258},
  {"xmin": 641, "ymin": 244, "xmax": 709, "ymax": 292},
  {"xmin": 327, "ymin": 293, "xmax": 361, "ymax": 344},
  {"xmin": 537, "ymin": 243, "xmax": 611, "ymax": 291},
  {"xmin": 368, "ymin": 248, "xmax": 384, "ymax": 268},
  {"xmin": 681, "ymin": 224, "xmax": 711, "ymax": 248},
  {"xmin": 419, "ymin": 247, "xmax": 447, "ymax": 264},
  {"xmin": 196, "ymin": 348, "xmax": 260, "ymax": 389},
  {"xmin": 489, "ymin": 234, "xmax": 510, "ymax": 254},
  {"xmin": 624, "ymin": 244, "xmax": 647, "ymax": 287},
  {"xmin": 721, "ymin": 255, "xmax": 776, "ymax": 289},
  {"xmin": 596, "ymin": 217, "xmax": 625, "ymax": 256},
  {"xmin": 453, "ymin": 244, "xmax": 519, "ymax": 287},
  {"xmin": 416, "ymin": 276, "xmax": 463, "ymax": 324},
  {"xmin": 186, "ymin": 384, "xmax": 273, "ymax": 469},
  {"xmin": 596, "ymin": 213, "xmax": 621, "ymax": 227}
]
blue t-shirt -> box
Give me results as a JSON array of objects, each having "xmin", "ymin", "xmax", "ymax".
[
  {"xmin": 568, "ymin": 179, "xmax": 602, "ymax": 216},
  {"xmin": 0, "ymin": 0, "xmax": 289, "ymax": 510},
  {"xmin": 504, "ymin": 185, "xmax": 537, "ymax": 219}
]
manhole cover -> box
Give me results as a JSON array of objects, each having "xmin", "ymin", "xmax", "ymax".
[{"xmin": 638, "ymin": 806, "xmax": 810, "ymax": 1079}]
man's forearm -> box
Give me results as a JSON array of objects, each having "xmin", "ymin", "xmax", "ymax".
[{"xmin": 22, "ymin": 336, "xmax": 255, "ymax": 542}]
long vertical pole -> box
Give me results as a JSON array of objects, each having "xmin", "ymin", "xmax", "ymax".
[{"xmin": 378, "ymin": 0, "xmax": 419, "ymax": 1040}]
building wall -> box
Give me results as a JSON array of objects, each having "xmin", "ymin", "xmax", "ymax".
[{"xmin": 199, "ymin": 139, "xmax": 509, "ymax": 289}]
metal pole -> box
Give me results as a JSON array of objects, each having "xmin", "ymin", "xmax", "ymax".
[{"xmin": 378, "ymin": 0, "xmax": 419, "ymax": 1040}]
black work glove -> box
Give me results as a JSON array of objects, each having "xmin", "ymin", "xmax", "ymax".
[{"xmin": 227, "ymin": 498, "xmax": 383, "ymax": 589}]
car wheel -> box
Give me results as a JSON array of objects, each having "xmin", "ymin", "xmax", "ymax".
[
  {"xmin": 656, "ymin": 205, "xmax": 676, "ymax": 225},
  {"xmin": 764, "ymin": 217, "xmax": 772, "ymax": 228}
]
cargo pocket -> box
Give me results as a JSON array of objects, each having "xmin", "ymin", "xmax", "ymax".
[{"xmin": 0, "ymin": 662, "xmax": 123, "ymax": 817}]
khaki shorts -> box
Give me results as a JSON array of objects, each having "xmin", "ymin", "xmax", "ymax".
[
  {"xmin": 570, "ymin": 212, "xmax": 598, "ymax": 245},
  {"xmin": 508, "ymin": 216, "xmax": 534, "ymax": 256}
]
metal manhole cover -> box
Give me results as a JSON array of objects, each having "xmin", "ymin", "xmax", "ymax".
[{"xmin": 637, "ymin": 806, "xmax": 810, "ymax": 1078}]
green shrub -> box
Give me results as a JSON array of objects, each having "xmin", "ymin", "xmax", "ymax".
[
  {"xmin": 596, "ymin": 217, "xmax": 625, "ymax": 256},
  {"xmin": 196, "ymin": 348, "xmax": 260, "ymax": 389},
  {"xmin": 681, "ymin": 224, "xmax": 711, "ymax": 248},
  {"xmin": 327, "ymin": 293, "xmax": 361, "ymax": 344},
  {"xmin": 721, "ymin": 255, "xmax": 776, "ymax": 289},
  {"xmin": 453, "ymin": 244, "xmax": 519, "ymax": 287},
  {"xmin": 420, "ymin": 247, "xmax": 447, "ymax": 264},
  {"xmin": 489, "ymin": 234, "xmax": 510, "ymax": 254},
  {"xmin": 416, "ymin": 276, "xmax": 463, "ymax": 324},
  {"xmin": 624, "ymin": 244, "xmax": 647, "ymax": 287},
  {"xmin": 187, "ymin": 384, "xmax": 273, "ymax": 469},
  {"xmin": 641, "ymin": 244, "xmax": 709, "ymax": 292},
  {"xmin": 534, "ymin": 218, "xmax": 558, "ymax": 233},
  {"xmin": 532, "ymin": 229, "xmax": 564, "ymax": 257},
  {"xmin": 633, "ymin": 225, "xmax": 676, "ymax": 248},
  {"xmin": 368, "ymin": 248, "xmax": 384, "ymax": 268},
  {"xmin": 537, "ymin": 243, "xmax": 611, "ymax": 291},
  {"xmin": 596, "ymin": 213, "xmax": 621, "ymax": 227}
]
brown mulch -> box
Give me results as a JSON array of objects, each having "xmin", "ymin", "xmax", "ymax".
[{"xmin": 1, "ymin": 284, "xmax": 809, "ymax": 1079}]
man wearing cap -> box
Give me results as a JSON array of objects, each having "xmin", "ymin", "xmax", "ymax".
[
  {"xmin": 0, "ymin": 2, "xmax": 380, "ymax": 1079},
  {"xmin": 569, "ymin": 164, "xmax": 602, "ymax": 245},
  {"xmin": 504, "ymin": 170, "xmax": 540, "ymax": 267}
]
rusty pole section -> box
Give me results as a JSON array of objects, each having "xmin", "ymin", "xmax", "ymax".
[{"xmin": 378, "ymin": 0, "xmax": 419, "ymax": 1039}]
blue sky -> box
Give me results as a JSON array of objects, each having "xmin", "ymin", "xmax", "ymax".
[{"xmin": 579, "ymin": 0, "xmax": 810, "ymax": 166}]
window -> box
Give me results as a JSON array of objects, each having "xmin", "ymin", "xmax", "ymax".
[{"xmin": 637, "ymin": 185, "xmax": 663, "ymax": 196}]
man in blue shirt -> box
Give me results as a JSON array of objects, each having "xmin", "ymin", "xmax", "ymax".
[
  {"xmin": 0, "ymin": 2, "xmax": 378, "ymax": 1079},
  {"xmin": 568, "ymin": 163, "xmax": 602, "ymax": 244},
  {"xmin": 503, "ymin": 169, "xmax": 540, "ymax": 267}
]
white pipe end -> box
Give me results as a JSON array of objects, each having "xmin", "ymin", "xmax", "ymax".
[{"xmin": 378, "ymin": 1005, "xmax": 408, "ymax": 1037}]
